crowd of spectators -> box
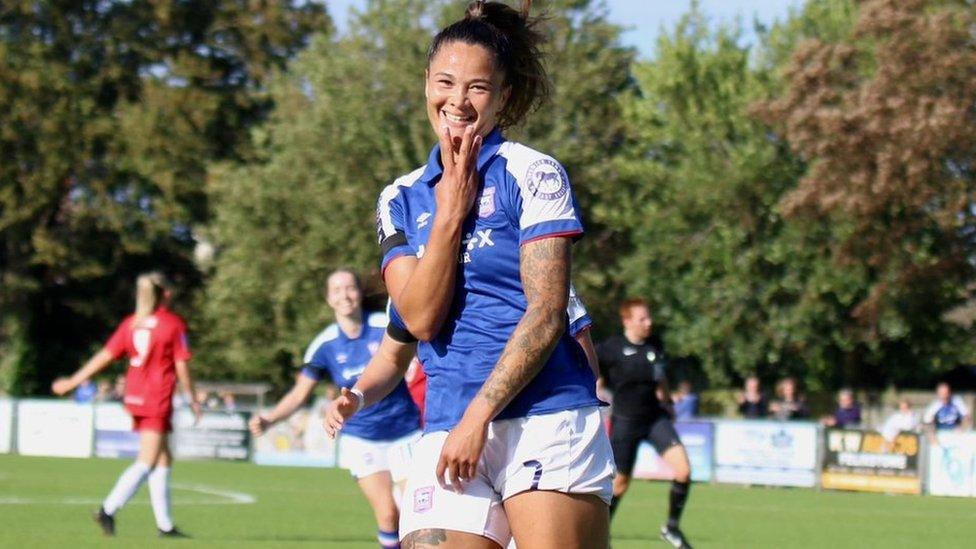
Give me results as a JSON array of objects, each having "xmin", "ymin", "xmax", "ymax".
[{"xmin": 726, "ymin": 377, "xmax": 973, "ymax": 441}]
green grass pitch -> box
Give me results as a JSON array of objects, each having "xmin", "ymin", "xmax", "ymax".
[{"xmin": 1, "ymin": 454, "xmax": 974, "ymax": 548}]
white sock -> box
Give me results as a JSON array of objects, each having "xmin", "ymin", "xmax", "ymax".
[
  {"xmin": 148, "ymin": 466, "xmax": 174, "ymax": 531},
  {"xmin": 103, "ymin": 461, "xmax": 151, "ymax": 515}
]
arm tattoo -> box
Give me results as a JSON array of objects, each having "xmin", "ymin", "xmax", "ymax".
[
  {"xmin": 476, "ymin": 238, "xmax": 571, "ymax": 410},
  {"xmin": 403, "ymin": 528, "xmax": 448, "ymax": 548}
]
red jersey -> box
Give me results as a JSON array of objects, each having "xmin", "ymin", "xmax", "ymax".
[
  {"xmin": 405, "ymin": 358, "xmax": 427, "ymax": 425},
  {"xmin": 104, "ymin": 307, "xmax": 191, "ymax": 418}
]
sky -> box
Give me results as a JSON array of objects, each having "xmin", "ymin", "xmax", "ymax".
[{"xmin": 325, "ymin": 0, "xmax": 806, "ymax": 57}]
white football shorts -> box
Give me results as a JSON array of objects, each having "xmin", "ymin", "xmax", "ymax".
[
  {"xmin": 338, "ymin": 430, "xmax": 421, "ymax": 480},
  {"xmin": 399, "ymin": 406, "xmax": 614, "ymax": 545}
]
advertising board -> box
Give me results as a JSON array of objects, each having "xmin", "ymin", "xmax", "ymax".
[
  {"xmin": 713, "ymin": 420, "xmax": 818, "ymax": 487},
  {"xmin": 820, "ymin": 428, "xmax": 922, "ymax": 494}
]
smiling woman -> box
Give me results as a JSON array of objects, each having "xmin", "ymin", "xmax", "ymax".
[{"xmin": 324, "ymin": 2, "xmax": 615, "ymax": 548}]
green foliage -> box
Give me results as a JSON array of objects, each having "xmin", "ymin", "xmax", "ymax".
[
  {"xmin": 201, "ymin": 0, "xmax": 637, "ymax": 386},
  {"xmin": 0, "ymin": 1, "xmax": 326, "ymax": 394}
]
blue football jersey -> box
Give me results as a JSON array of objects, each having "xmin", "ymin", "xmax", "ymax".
[
  {"xmin": 301, "ymin": 311, "xmax": 420, "ymax": 440},
  {"xmin": 377, "ymin": 129, "xmax": 602, "ymax": 432}
]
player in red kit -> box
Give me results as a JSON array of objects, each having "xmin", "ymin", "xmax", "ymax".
[{"xmin": 52, "ymin": 272, "xmax": 202, "ymax": 538}]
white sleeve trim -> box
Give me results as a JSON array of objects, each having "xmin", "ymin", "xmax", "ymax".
[{"xmin": 303, "ymin": 324, "xmax": 339, "ymax": 363}]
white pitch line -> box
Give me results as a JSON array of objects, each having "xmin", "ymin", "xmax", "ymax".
[
  {"xmin": 0, "ymin": 483, "xmax": 256, "ymax": 506},
  {"xmin": 171, "ymin": 482, "xmax": 257, "ymax": 504}
]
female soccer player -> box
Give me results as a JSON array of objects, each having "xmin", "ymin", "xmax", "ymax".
[
  {"xmin": 249, "ymin": 269, "xmax": 420, "ymax": 549},
  {"xmin": 327, "ymin": 2, "xmax": 614, "ymax": 547},
  {"xmin": 52, "ymin": 272, "xmax": 201, "ymax": 538}
]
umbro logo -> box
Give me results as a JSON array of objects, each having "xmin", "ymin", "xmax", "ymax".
[{"xmin": 623, "ymin": 347, "xmax": 637, "ymax": 356}]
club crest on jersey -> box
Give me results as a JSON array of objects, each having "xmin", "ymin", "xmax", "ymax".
[
  {"xmin": 647, "ymin": 351, "xmax": 657, "ymax": 362},
  {"xmin": 336, "ymin": 353, "xmax": 348, "ymax": 364},
  {"xmin": 477, "ymin": 186, "xmax": 497, "ymax": 218},
  {"xmin": 414, "ymin": 486, "xmax": 434, "ymax": 513},
  {"xmin": 368, "ymin": 341, "xmax": 379, "ymax": 354},
  {"xmin": 526, "ymin": 158, "xmax": 568, "ymax": 200}
]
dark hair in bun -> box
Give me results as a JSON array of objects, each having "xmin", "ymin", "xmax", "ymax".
[{"xmin": 428, "ymin": 1, "xmax": 550, "ymax": 128}]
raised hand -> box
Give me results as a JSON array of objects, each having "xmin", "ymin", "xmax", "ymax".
[
  {"xmin": 434, "ymin": 124, "xmax": 483, "ymax": 223},
  {"xmin": 323, "ymin": 387, "xmax": 362, "ymax": 439}
]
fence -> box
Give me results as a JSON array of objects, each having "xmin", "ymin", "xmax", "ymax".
[{"xmin": 3, "ymin": 397, "xmax": 975, "ymax": 498}]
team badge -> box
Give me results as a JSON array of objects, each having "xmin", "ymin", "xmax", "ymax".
[
  {"xmin": 477, "ymin": 186, "xmax": 497, "ymax": 218},
  {"xmin": 336, "ymin": 353, "xmax": 348, "ymax": 364},
  {"xmin": 368, "ymin": 341, "xmax": 379, "ymax": 354},
  {"xmin": 414, "ymin": 486, "xmax": 434, "ymax": 513},
  {"xmin": 526, "ymin": 158, "xmax": 568, "ymax": 200},
  {"xmin": 646, "ymin": 351, "xmax": 657, "ymax": 363}
]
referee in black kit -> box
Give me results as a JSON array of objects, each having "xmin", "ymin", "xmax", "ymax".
[{"xmin": 597, "ymin": 298, "xmax": 693, "ymax": 549}]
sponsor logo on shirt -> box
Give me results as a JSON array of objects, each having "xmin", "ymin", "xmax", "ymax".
[
  {"xmin": 336, "ymin": 353, "xmax": 348, "ymax": 364},
  {"xmin": 414, "ymin": 486, "xmax": 434, "ymax": 513},
  {"xmin": 416, "ymin": 212, "xmax": 432, "ymax": 229},
  {"xmin": 341, "ymin": 365, "xmax": 366, "ymax": 380},
  {"xmin": 460, "ymin": 229, "xmax": 495, "ymax": 264},
  {"xmin": 526, "ymin": 158, "xmax": 568, "ymax": 200},
  {"xmin": 477, "ymin": 186, "xmax": 496, "ymax": 218}
]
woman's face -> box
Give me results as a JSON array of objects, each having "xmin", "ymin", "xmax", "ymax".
[
  {"xmin": 326, "ymin": 272, "xmax": 362, "ymax": 318},
  {"xmin": 426, "ymin": 41, "xmax": 509, "ymax": 143}
]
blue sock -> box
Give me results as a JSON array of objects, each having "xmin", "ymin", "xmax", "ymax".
[{"xmin": 378, "ymin": 528, "xmax": 399, "ymax": 548}]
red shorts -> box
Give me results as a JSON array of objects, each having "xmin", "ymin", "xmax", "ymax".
[{"xmin": 132, "ymin": 415, "xmax": 172, "ymax": 433}]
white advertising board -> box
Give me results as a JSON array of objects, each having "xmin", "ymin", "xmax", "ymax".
[
  {"xmin": 927, "ymin": 432, "xmax": 976, "ymax": 497},
  {"xmin": 713, "ymin": 420, "xmax": 819, "ymax": 487},
  {"xmin": 17, "ymin": 399, "xmax": 93, "ymax": 458},
  {"xmin": 0, "ymin": 398, "xmax": 13, "ymax": 453}
]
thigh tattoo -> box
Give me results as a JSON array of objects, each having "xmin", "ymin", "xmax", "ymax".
[{"xmin": 403, "ymin": 528, "xmax": 448, "ymax": 548}]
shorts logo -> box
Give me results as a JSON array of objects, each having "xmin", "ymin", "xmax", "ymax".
[
  {"xmin": 413, "ymin": 486, "xmax": 434, "ymax": 513},
  {"xmin": 526, "ymin": 158, "xmax": 568, "ymax": 200},
  {"xmin": 477, "ymin": 186, "xmax": 497, "ymax": 218}
]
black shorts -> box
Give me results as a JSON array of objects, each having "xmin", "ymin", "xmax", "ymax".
[{"xmin": 610, "ymin": 414, "xmax": 682, "ymax": 477}]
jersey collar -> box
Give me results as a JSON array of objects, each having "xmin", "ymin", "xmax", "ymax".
[{"xmin": 420, "ymin": 127, "xmax": 506, "ymax": 185}]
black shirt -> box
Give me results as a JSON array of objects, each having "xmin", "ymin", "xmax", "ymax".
[
  {"xmin": 739, "ymin": 396, "xmax": 769, "ymax": 418},
  {"xmin": 597, "ymin": 334, "xmax": 668, "ymax": 421}
]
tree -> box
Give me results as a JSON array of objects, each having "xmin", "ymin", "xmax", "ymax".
[
  {"xmin": 201, "ymin": 0, "xmax": 637, "ymax": 387},
  {"xmin": 759, "ymin": 0, "xmax": 976, "ymax": 385},
  {"xmin": 0, "ymin": 1, "xmax": 326, "ymax": 394}
]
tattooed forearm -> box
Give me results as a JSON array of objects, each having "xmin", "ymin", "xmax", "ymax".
[{"xmin": 475, "ymin": 237, "xmax": 571, "ymax": 411}]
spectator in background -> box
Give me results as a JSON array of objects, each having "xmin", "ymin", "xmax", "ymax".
[
  {"xmin": 111, "ymin": 375, "xmax": 126, "ymax": 402},
  {"xmin": 923, "ymin": 382, "xmax": 971, "ymax": 431},
  {"xmin": 73, "ymin": 379, "xmax": 98, "ymax": 403},
  {"xmin": 770, "ymin": 377, "xmax": 810, "ymax": 421},
  {"xmin": 737, "ymin": 376, "xmax": 769, "ymax": 418},
  {"xmin": 95, "ymin": 379, "xmax": 114, "ymax": 402},
  {"xmin": 672, "ymin": 380, "xmax": 699, "ymax": 420},
  {"xmin": 881, "ymin": 398, "xmax": 920, "ymax": 445},
  {"xmin": 822, "ymin": 389, "xmax": 862, "ymax": 428},
  {"xmin": 220, "ymin": 391, "xmax": 237, "ymax": 411}
]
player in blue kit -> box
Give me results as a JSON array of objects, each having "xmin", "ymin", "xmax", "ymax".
[
  {"xmin": 249, "ymin": 269, "xmax": 420, "ymax": 549},
  {"xmin": 326, "ymin": 2, "xmax": 614, "ymax": 547}
]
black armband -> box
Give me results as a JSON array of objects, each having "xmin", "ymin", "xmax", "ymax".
[
  {"xmin": 380, "ymin": 232, "xmax": 409, "ymax": 256},
  {"xmin": 386, "ymin": 322, "xmax": 418, "ymax": 344}
]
